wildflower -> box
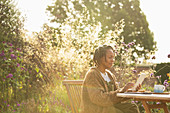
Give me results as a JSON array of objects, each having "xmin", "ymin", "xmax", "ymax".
[
  {"xmin": 9, "ymin": 48, "xmax": 13, "ymax": 52},
  {"xmin": 156, "ymin": 102, "xmax": 160, "ymax": 104},
  {"xmin": 0, "ymin": 51, "xmax": 5, "ymax": 56},
  {"xmin": 131, "ymin": 101, "xmax": 135, "ymax": 103},
  {"xmin": 2, "ymin": 41, "xmax": 5, "ymax": 43},
  {"xmin": 129, "ymin": 42, "xmax": 133, "ymax": 46},
  {"xmin": 150, "ymin": 73, "xmax": 154, "ymax": 77},
  {"xmin": 7, "ymin": 104, "xmax": 10, "ymax": 107},
  {"xmin": 11, "ymin": 54, "xmax": 16, "ymax": 59},
  {"xmin": 6, "ymin": 74, "xmax": 13, "ymax": 78},
  {"xmin": 163, "ymin": 80, "xmax": 169, "ymax": 88},
  {"xmin": 156, "ymin": 75, "xmax": 162, "ymax": 84},
  {"xmin": 167, "ymin": 73, "xmax": 170, "ymax": 77},
  {"xmin": 127, "ymin": 44, "xmax": 131, "ymax": 48},
  {"xmin": 131, "ymin": 42, "xmax": 135, "ymax": 45},
  {"xmin": 152, "ymin": 56, "xmax": 156, "ymax": 59},
  {"xmin": 156, "ymin": 75, "xmax": 161, "ymax": 79},
  {"xmin": 122, "ymin": 42, "xmax": 126, "ymax": 46},
  {"xmin": 124, "ymin": 49, "xmax": 128, "ymax": 52},
  {"xmin": 115, "ymin": 50, "xmax": 119, "ymax": 55},
  {"xmin": 17, "ymin": 48, "xmax": 21, "ymax": 51},
  {"xmin": 17, "ymin": 104, "xmax": 20, "ymax": 106},
  {"xmin": 3, "ymin": 57, "xmax": 7, "ymax": 60},
  {"xmin": 9, "ymin": 43, "xmax": 13, "ymax": 46},
  {"xmin": 17, "ymin": 63, "xmax": 20, "ymax": 67},
  {"xmin": 127, "ymin": 42, "xmax": 135, "ymax": 47},
  {"xmin": 132, "ymin": 70, "xmax": 137, "ymax": 73},
  {"xmin": 168, "ymin": 54, "xmax": 170, "ymax": 58}
]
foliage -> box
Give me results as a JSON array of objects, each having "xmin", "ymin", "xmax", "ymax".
[
  {"xmin": 1, "ymin": 43, "xmax": 60, "ymax": 112},
  {"xmin": 0, "ymin": 40, "xmax": 59, "ymax": 112},
  {"xmin": 0, "ymin": 0, "xmax": 167, "ymax": 112},
  {"xmin": 19, "ymin": 80, "xmax": 71, "ymax": 113},
  {"xmin": 0, "ymin": 0, "xmax": 40, "ymax": 112},
  {"xmin": 154, "ymin": 63, "xmax": 170, "ymax": 83},
  {"xmin": 40, "ymin": 1, "xmax": 143, "ymax": 81},
  {"xmin": 0, "ymin": 41, "xmax": 29, "ymax": 112},
  {"xmin": 152, "ymin": 63, "xmax": 170, "ymax": 91},
  {"xmin": 47, "ymin": 0, "xmax": 157, "ymax": 60},
  {"xmin": 29, "ymin": 6, "xmax": 129, "ymax": 80},
  {"xmin": 0, "ymin": 0, "xmax": 24, "ymax": 45},
  {"xmin": 0, "ymin": 40, "xmax": 48, "ymax": 112},
  {"xmin": 23, "ymin": 3, "xmax": 159, "ymax": 112},
  {"xmin": 19, "ymin": 5, "xmax": 145, "ymax": 112}
]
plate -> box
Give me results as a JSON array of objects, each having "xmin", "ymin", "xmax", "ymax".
[
  {"xmin": 152, "ymin": 92, "xmax": 170, "ymax": 95},
  {"xmin": 125, "ymin": 92, "xmax": 170, "ymax": 95},
  {"xmin": 124, "ymin": 92, "xmax": 152, "ymax": 94}
]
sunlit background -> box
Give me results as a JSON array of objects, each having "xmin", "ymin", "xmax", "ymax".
[
  {"xmin": 15, "ymin": 0, "xmax": 170, "ymax": 63},
  {"xmin": 1, "ymin": 1, "xmax": 170, "ymax": 112}
]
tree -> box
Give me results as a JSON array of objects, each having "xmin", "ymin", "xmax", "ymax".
[
  {"xmin": 47, "ymin": 0, "xmax": 157, "ymax": 60},
  {"xmin": 0, "ymin": 0, "xmax": 24, "ymax": 46}
]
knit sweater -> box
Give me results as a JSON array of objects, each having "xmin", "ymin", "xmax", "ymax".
[{"xmin": 80, "ymin": 67, "xmax": 125, "ymax": 113}]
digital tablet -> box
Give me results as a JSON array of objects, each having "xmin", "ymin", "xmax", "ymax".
[{"xmin": 131, "ymin": 73, "xmax": 147, "ymax": 91}]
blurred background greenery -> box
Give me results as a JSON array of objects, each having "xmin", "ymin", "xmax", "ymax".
[{"xmin": 0, "ymin": 0, "xmax": 169, "ymax": 112}]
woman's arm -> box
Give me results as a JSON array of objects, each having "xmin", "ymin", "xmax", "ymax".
[{"xmin": 84, "ymin": 72, "xmax": 124, "ymax": 106}]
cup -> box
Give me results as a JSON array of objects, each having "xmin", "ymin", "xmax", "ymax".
[{"xmin": 154, "ymin": 85, "xmax": 165, "ymax": 93}]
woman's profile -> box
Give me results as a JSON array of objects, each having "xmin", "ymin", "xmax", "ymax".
[{"xmin": 80, "ymin": 45, "xmax": 140, "ymax": 113}]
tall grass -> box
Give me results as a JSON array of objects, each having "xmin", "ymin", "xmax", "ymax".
[{"xmin": 19, "ymin": 80, "xmax": 71, "ymax": 113}]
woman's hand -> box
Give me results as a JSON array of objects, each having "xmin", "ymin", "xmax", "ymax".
[
  {"xmin": 135, "ymin": 84, "xmax": 141, "ymax": 92},
  {"xmin": 121, "ymin": 82, "xmax": 134, "ymax": 93}
]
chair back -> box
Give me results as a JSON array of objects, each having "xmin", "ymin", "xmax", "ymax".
[{"xmin": 62, "ymin": 80, "xmax": 83, "ymax": 113}]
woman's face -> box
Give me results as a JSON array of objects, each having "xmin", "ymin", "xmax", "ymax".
[{"xmin": 100, "ymin": 49, "xmax": 114, "ymax": 69}]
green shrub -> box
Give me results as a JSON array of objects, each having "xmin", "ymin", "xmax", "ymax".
[
  {"xmin": 0, "ymin": 41, "xmax": 28, "ymax": 112},
  {"xmin": 154, "ymin": 63, "xmax": 170, "ymax": 84}
]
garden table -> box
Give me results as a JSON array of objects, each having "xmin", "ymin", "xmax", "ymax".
[{"xmin": 117, "ymin": 92, "xmax": 170, "ymax": 113}]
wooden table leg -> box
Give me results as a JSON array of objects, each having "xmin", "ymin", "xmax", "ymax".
[
  {"xmin": 162, "ymin": 102, "xmax": 169, "ymax": 113},
  {"xmin": 142, "ymin": 101, "xmax": 169, "ymax": 113},
  {"xmin": 142, "ymin": 101, "xmax": 151, "ymax": 113}
]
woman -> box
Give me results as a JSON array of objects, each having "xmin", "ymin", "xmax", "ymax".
[{"xmin": 80, "ymin": 45, "xmax": 140, "ymax": 113}]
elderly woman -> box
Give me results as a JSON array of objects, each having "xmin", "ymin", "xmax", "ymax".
[{"xmin": 80, "ymin": 45, "xmax": 140, "ymax": 113}]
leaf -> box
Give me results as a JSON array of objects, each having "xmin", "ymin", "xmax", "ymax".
[
  {"xmin": 35, "ymin": 67, "xmax": 39, "ymax": 73},
  {"xmin": 38, "ymin": 73, "xmax": 43, "ymax": 78}
]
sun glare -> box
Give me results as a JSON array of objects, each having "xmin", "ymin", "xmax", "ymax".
[
  {"xmin": 15, "ymin": 0, "xmax": 170, "ymax": 63},
  {"xmin": 16, "ymin": 0, "xmax": 53, "ymax": 32}
]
